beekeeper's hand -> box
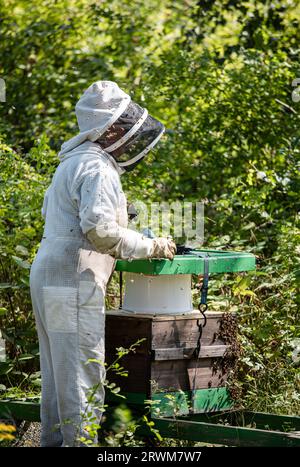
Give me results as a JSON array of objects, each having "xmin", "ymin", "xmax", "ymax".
[{"xmin": 150, "ymin": 237, "xmax": 177, "ymax": 260}]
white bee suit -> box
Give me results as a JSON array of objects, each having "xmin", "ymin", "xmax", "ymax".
[{"xmin": 30, "ymin": 82, "xmax": 156, "ymax": 447}]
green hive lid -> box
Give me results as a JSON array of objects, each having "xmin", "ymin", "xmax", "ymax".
[{"xmin": 115, "ymin": 249, "xmax": 256, "ymax": 275}]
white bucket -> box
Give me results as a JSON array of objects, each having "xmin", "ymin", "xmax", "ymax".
[{"xmin": 122, "ymin": 272, "xmax": 193, "ymax": 314}]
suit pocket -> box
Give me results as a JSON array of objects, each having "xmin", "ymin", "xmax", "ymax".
[
  {"xmin": 43, "ymin": 286, "xmax": 77, "ymax": 333},
  {"xmin": 78, "ymin": 280, "xmax": 105, "ymax": 348}
]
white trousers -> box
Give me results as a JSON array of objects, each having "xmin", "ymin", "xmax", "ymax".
[{"xmin": 30, "ymin": 272, "xmax": 107, "ymax": 447}]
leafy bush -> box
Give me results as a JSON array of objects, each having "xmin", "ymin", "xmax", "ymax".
[{"xmin": 0, "ymin": 0, "xmax": 299, "ymax": 416}]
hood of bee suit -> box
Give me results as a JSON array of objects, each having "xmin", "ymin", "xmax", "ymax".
[
  {"xmin": 58, "ymin": 81, "xmax": 131, "ymax": 160},
  {"xmin": 58, "ymin": 80, "xmax": 165, "ymax": 174}
]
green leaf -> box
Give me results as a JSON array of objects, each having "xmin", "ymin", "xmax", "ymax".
[
  {"xmin": 15, "ymin": 245, "xmax": 29, "ymax": 256},
  {"xmin": 11, "ymin": 256, "xmax": 31, "ymax": 269},
  {"xmin": 0, "ymin": 362, "xmax": 13, "ymax": 375},
  {"xmin": 18, "ymin": 353, "xmax": 35, "ymax": 361}
]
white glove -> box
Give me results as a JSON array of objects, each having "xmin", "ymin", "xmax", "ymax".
[{"xmin": 150, "ymin": 237, "xmax": 177, "ymax": 260}]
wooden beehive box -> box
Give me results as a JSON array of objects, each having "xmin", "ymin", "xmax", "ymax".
[{"xmin": 105, "ymin": 310, "xmax": 236, "ymax": 414}]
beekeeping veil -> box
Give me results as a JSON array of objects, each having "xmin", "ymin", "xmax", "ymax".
[
  {"xmin": 97, "ymin": 101, "xmax": 165, "ymax": 172},
  {"xmin": 58, "ymin": 81, "xmax": 165, "ymax": 172}
]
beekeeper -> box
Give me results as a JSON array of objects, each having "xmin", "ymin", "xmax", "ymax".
[{"xmin": 30, "ymin": 81, "xmax": 176, "ymax": 447}]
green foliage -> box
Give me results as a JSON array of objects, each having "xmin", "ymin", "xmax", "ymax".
[
  {"xmin": 0, "ymin": 0, "xmax": 299, "ymax": 419},
  {"xmin": 77, "ymin": 339, "xmax": 160, "ymax": 447},
  {"xmin": 0, "ymin": 137, "xmax": 55, "ymax": 386}
]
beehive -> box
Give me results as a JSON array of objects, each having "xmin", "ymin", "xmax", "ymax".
[
  {"xmin": 105, "ymin": 250, "xmax": 255, "ymax": 415},
  {"xmin": 105, "ymin": 309, "xmax": 236, "ymax": 415}
]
